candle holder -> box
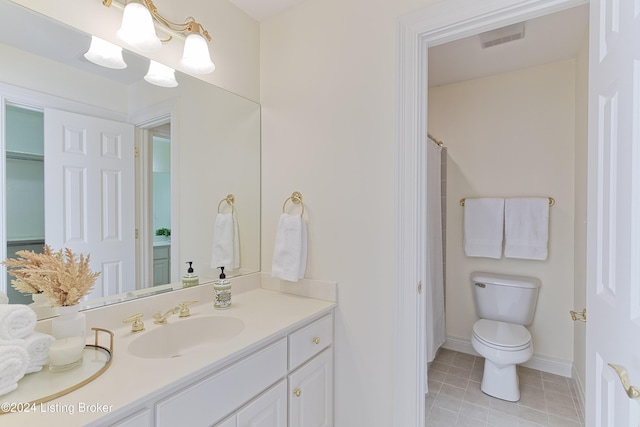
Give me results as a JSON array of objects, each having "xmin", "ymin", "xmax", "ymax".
[{"xmin": 49, "ymin": 305, "xmax": 86, "ymax": 372}]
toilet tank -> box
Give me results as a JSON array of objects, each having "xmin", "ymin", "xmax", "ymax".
[{"xmin": 471, "ymin": 272, "xmax": 541, "ymax": 325}]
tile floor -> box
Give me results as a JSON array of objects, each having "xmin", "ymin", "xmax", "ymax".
[{"xmin": 426, "ymin": 349, "xmax": 585, "ymax": 427}]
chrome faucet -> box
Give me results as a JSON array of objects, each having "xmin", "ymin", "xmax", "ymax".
[{"xmin": 153, "ymin": 307, "xmax": 179, "ymax": 324}]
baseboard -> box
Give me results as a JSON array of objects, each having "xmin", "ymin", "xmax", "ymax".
[{"xmin": 442, "ymin": 336, "xmax": 573, "ymax": 378}]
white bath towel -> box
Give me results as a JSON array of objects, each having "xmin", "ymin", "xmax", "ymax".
[
  {"xmin": 23, "ymin": 331, "xmax": 55, "ymax": 373},
  {"xmin": 0, "ymin": 291, "xmax": 8, "ymax": 304},
  {"xmin": 272, "ymin": 214, "xmax": 307, "ymax": 282},
  {"xmin": 211, "ymin": 213, "xmax": 240, "ymax": 271},
  {"xmin": 505, "ymin": 198, "xmax": 550, "ymax": 260},
  {"xmin": 0, "ymin": 345, "xmax": 28, "ymax": 397},
  {"xmin": 0, "ymin": 304, "xmax": 37, "ymax": 341},
  {"xmin": 463, "ymin": 198, "xmax": 505, "ymax": 259}
]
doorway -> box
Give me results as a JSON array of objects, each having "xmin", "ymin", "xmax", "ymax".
[{"xmin": 394, "ymin": 1, "xmax": 590, "ymax": 426}]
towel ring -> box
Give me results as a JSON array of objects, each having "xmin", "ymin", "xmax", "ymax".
[
  {"xmin": 282, "ymin": 191, "xmax": 304, "ymax": 216},
  {"xmin": 217, "ymin": 194, "xmax": 235, "ymax": 214}
]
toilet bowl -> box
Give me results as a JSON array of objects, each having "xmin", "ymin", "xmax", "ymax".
[
  {"xmin": 471, "ymin": 319, "xmax": 533, "ymax": 401},
  {"xmin": 470, "ymin": 272, "xmax": 540, "ymax": 402}
]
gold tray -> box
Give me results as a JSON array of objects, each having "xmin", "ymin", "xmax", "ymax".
[{"xmin": 0, "ymin": 328, "xmax": 113, "ymax": 414}]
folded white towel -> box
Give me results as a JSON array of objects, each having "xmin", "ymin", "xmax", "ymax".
[
  {"xmin": 211, "ymin": 213, "xmax": 240, "ymax": 271},
  {"xmin": 272, "ymin": 214, "xmax": 308, "ymax": 282},
  {"xmin": 0, "ymin": 345, "xmax": 28, "ymax": 397},
  {"xmin": 0, "ymin": 291, "xmax": 8, "ymax": 304},
  {"xmin": 505, "ymin": 198, "xmax": 550, "ymax": 260},
  {"xmin": 23, "ymin": 331, "xmax": 55, "ymax": 373},
  {"xmin": 463, "ymin": 198, "xmax": 505, "ymax": 259},
  {"xmin": 0, "ymin": 304, "xmax": 37, "ymax": 341}
]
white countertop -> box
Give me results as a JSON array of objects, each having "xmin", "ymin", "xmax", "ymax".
[{"xmin": 1, "ymin": 288, "xmax": 335, "ymax": 426}]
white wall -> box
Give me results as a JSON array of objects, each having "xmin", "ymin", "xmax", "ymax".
[
  {"xmin": 428, "ymin": 60, "xmax": 577, "ymax": 363},
  {"xmin": 10, "ymin": 0, "xmax": 260, "ymax": 102},
  {"xmin": 260, "ymin": 0, "xmax": 441, "ymax": 425}
]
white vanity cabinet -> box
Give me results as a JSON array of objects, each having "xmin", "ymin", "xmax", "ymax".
[
  {"xmin": 287, "ymin": 314, "xmax": 334, "ymax": 427},
  {"xmin": 99, "ymin": 311, "xmax": 334, "ymax": 427}
]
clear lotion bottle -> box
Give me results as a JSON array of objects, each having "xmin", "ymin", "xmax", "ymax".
[{"xmin": 214, "ymin": 266, "xmax": 231, "ymax": 309}]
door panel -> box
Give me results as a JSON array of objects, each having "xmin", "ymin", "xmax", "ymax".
[
  {"xmin": 587, "ymin": 1, "xmax": 640, "ymax": 425},
  {"xmin": 44, "ymin": 108, "xmax": 135, "ymax": 299}
]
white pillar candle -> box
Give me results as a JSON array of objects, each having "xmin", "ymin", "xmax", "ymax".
[{"xmin": 48, "ymin": 337, "xmax": 84, "ymax": 366}]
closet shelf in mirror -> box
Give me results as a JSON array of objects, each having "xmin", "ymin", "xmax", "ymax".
[{"xmin": 6, "ymin": 152, "xmax": 43, "ymax": 162}]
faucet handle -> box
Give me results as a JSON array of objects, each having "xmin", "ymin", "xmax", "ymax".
[
  {"xmin": 178, "ymin": 300, "xmax": 198, "ymax": 317},
  {"xmin": 123, "ymin": 313, "xmax": 145, "ymax": 332}
]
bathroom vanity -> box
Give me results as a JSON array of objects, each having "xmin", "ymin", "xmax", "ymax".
[{"xmin": 1, "ymin": 275, "xmax": 336, "ymax": 427}]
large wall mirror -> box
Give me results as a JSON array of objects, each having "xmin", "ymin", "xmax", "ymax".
[{"xmin": 0, "ymin": 0, "xmax": 261, "ymax": 314}]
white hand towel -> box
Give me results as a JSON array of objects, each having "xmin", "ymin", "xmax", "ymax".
[
  {"xmin": 463, "ymin": 198, "xmax": 505, "ymax": 259},
  {"xmin": 0, "ymin": 345, "xmax": 28, "ymax": 397},
  {"xmin": 211, "ymin": 213, "xmax": 240, "ymax": 271},
  {"xmin": 505, "ymin": 198, "xmax": 550, "ymax": 260},
  {"xmin": 272, "ymin": 214, "xmax": 307, "ymax": 282},
  {"xmin": 23, "ymin": 331, "xmax": 55, "ymax": 373},
  {"xmin": 0, "ymin": 291, "xmax": 8, "ymax": 304},
  {"xmin": 0, "ymin": 304, "xmax": 37, "ymax": 341}
]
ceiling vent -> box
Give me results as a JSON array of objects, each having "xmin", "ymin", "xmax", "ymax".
[{"xmin": 479, "ymin": 22, "xmax": 525, "ymax": 49}]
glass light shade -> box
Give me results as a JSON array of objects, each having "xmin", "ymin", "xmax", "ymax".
[
  {"xmin": 144, "ymin": 60, "xmax": 178, "ymax": 87},
  {"xmin": 179, "ymin": 33, "xmax": 215, "ymax": 74},
  {"xmin": 84, "ymin": 36, "xmax": 127, "ymax": 69},
  {"xmin": 116, "ymin": 2, "xmax": 161, "ymax": 52}
]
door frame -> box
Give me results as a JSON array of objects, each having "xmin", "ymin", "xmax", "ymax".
[
  {"xmin": 393, "ymin": 0, "xmax": 588, "ymax": 425},
  {"xmin": 130, "ymin": 100, "xmax": 180, "ymax": 287}
]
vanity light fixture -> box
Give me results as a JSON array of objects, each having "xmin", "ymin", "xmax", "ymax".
[
  {"xmin": 144, "ymin": 60, "xmax": 178, "ymax": 87},
  {"xmin": 103, "ymin": 0, "xmax": 215, "ymax": 74},
  {"xmin": 84, "ymin": 36, "xmax": 127, "ymax": 69}
]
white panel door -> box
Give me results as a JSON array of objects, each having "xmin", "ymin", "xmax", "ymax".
[
  {"xmin": 44, "ymin": 108, "xmax": 135, "ymax": 299},
  {"xmin": 586, "ymin": 0, "xmax": 640, "ymax": 425}
]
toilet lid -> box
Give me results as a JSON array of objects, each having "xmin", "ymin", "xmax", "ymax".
[{"xmin": 473, "ymin": 319, "xmax": 531, "ymax": 349}]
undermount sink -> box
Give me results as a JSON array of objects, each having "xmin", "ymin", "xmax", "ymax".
[{"xmin": 128, "ymin": 315, "xmax": 245, "ymax": 359}]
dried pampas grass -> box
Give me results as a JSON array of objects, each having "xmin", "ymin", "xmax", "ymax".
[{"xmin": 3, "ymin": 245, "xmax": 100, "ymax": 306}]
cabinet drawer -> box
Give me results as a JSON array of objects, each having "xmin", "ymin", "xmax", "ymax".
[
  {"xmin": 288, "ymin": 314, "xmax": 333, "ymax": 371},
  {"xmin": 155, "ymin": 338, "xmax": 287, "ymax": 427}
]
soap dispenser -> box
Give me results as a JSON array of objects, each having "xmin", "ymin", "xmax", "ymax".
[
  {"xmin": 214, "ymin": 266, "xmax": 231, "ymax": 309},
  {"xmin": 182, "ymin": 262, "xmax": 199, "ymax": 288}
]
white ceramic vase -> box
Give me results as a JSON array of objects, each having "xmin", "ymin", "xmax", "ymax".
[
  {"xmin": 49, "ymin": 305, "xmax": 86, "ymax": 371},
  {"xmin": 29, "ymin": 293, "xmax": 58, "ymax": 320}
]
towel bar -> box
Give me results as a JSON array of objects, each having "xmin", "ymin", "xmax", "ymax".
[
  {"xmin": 217, "ymin": 194, "xmax": 235, "ymax": 213},
  {"xmin": 282, "ymin": 191, "xmax": 305, "ymax": 216},
  {"xmin": 460, "ymin": 197, "xmax": 555, "ymax": 207}
]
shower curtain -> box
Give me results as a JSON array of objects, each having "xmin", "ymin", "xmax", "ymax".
[{"xmin": 426, "ymin": 138, "xmax": 446, "ymax": 363}]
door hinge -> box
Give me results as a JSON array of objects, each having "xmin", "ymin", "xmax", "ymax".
[
  {"xmin": 134, "ymin": 147, "xmax": 139, "ymax": 158},
  {"xmin": 135, "ymin": 229, "xmax": 139, "ymax": 239},
  {"xmin": 418, "ymin": 281, "xmax": 423, "ymax": 294}
]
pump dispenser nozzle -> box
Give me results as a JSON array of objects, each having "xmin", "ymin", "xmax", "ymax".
[
  {"xmin": 186, "ymin": 261, "xmax": 194, "ymax": 274},
  {"xmin": 219, "ymin": 266, "xmax": 226, "ymax": 279}
]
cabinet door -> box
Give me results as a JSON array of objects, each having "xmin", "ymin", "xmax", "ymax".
[
  {"xmin": 236, "ymin": 380, "xmax": 287, "ymax": 427},
  {"xmin": 288, "ymin": 349, "xmax": 333, "ymax": 427}
]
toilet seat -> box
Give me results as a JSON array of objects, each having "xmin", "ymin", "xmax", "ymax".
[{"xmin": 472, "ymin": 319, "xmax": 531, "ymax": 351}]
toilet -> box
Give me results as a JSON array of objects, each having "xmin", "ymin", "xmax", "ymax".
[{"xmin": 470, "ymin": 272, "xmax": 540, "ymax": 402}]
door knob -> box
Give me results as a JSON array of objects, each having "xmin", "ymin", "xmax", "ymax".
[
  {"xmin": 608, "ymin": 363, "xmax": 640, "ymax": 399},
  {"xmin": 293, "ymin": 388, "xmax": 302, "ymax": 397}
]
